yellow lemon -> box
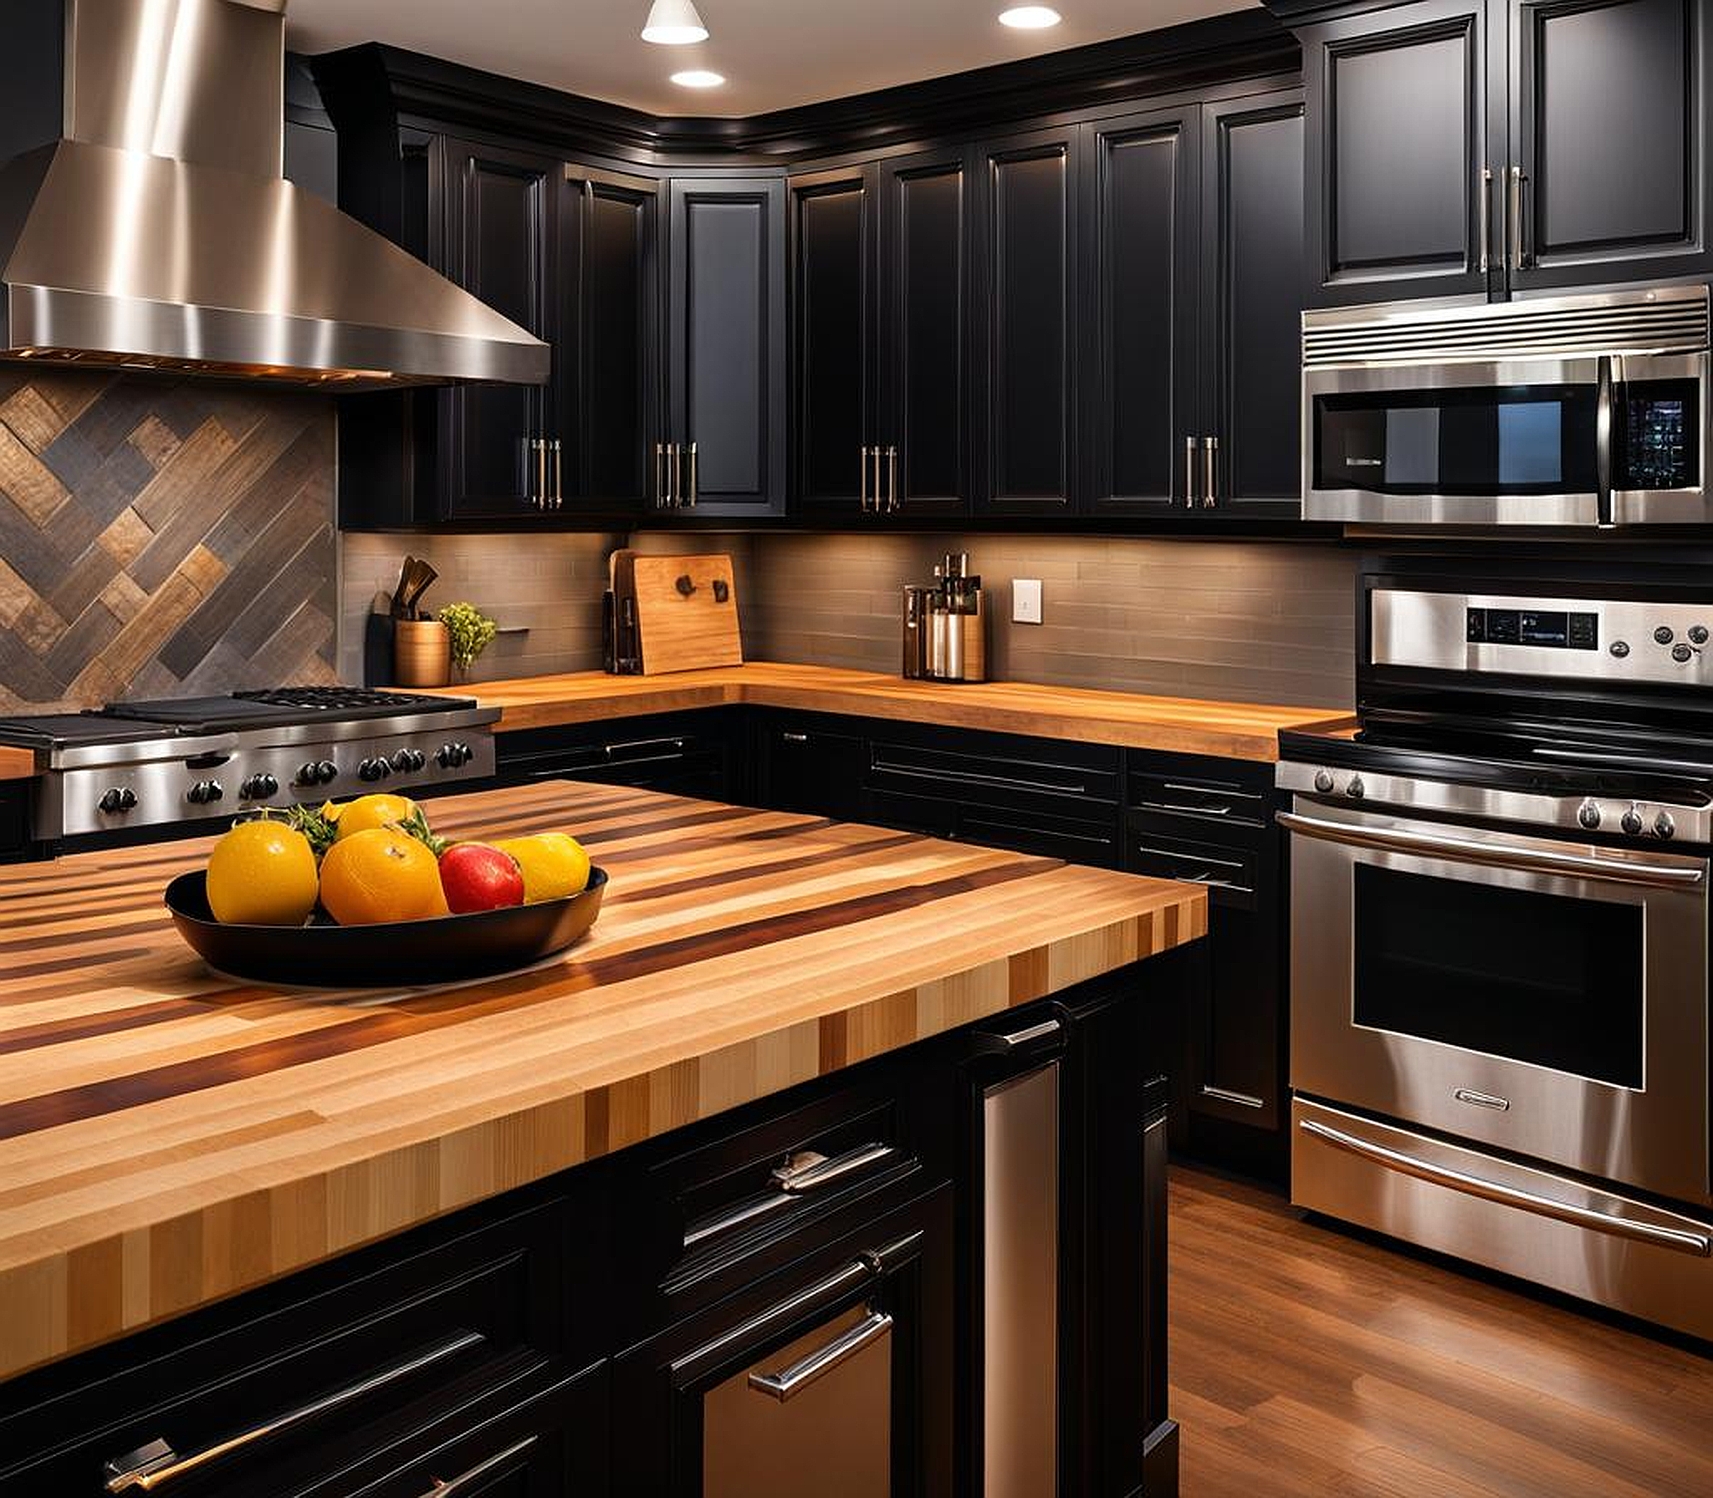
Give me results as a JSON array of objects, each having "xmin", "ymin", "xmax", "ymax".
[
  {"xmin": 332, "ymin": 793, "xmax": 420, "ymax": 841},
  {"xmin": 494, "ymin": 832, "xmax": 591, "ymax": 902},
  {"xmin": 206, "ymin": 820, "xmax": 320, "ymax": 926}
]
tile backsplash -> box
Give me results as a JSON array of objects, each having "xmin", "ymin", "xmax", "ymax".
[{"xmin": 0, "ymin": 370, "xmax": 337, "ymax": 711}]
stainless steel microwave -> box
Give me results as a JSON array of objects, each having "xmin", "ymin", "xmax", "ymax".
[{"xmin": 1302, "ymin": 284, "xmax": 1709, "ymax": 527}]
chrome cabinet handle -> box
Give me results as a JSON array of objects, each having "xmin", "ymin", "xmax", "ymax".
[
  {"xmin": 1508, "ymin": 164, "xmax": 1527, "ymax": 271},
  {"xmin": 860, "ymin": 444, "xmax": 871, "ymax": 512},
  {"xmin": 103, "ymin": 1332, "xmax": 486, "ymax": 1492},
  {"xmin": 417, "ymin": 1437, "xmax": 539, "ymax": 1497},
  {"xmin": 782, "ymin": 731, "xmax": 810, "ymax": 743},
  {"xmin": 772, "ymin": 1141, "xmax": 898, "ymax": 1194},
  {"xmin": 535, "ymin": 436, "xmax": 548, "ymax": 511},
  {"xmin": 887, "ymin": 445, "xmax": 898, "ymax": 512},
  {"xmin": 551, "ymin": 438, "xmax": 563, "ymax": 510},
  {"xmin": 1477, "ymin": 164, "xmax": 1493, "ymax": 274},
  {"xmin": 1201, "ymin": 1085, "xmax": 1264, "ymax": 1110},
  {"xmin": 1202, "ymin": 435, "xmax": 1219, "ymax": 508},
  {"xmin": 686, "ymin": 441, "xmax": 698, "ymax": 508},
  {"xmin": 1183, "ymin": 435, "xmax": 1198, "ymax": 506},
  {"xmin": 655, "ymin": 441, "xmax": 667, "ymax": 509},
  {"xmin": 1299, "ymin": 1118, "xmax": 1713, "ymax": 1257},
  {"xmin": 671, "ymin": 442, "xmax": 683, "ymax": 509},
  {"xmin": 747, "ymin": 1311, "xmax": 894, "ymax": 1402},
  {"xmin": 972, "ymin": 1016, "xmax": 1064, "ymax": 1055},
  {"xmin": 873, "ymin": 445, "xmax": 885, "ymax": 517},
  {"xmin": 1277, "ymin": 809, "xmax": 1707, "ymax": 889}
]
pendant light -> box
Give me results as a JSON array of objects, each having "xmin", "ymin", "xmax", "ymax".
[{"xmin": 642, "ymin": 0, "xmax": 709, "ymax": 45}]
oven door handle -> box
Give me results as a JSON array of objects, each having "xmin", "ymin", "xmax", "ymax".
[
  {"xmin": 1299, "ymin": 1119, "xmax": 1713, "ymax": 1257},
  {"xmin": 1276, "ymin": 810, "xmax": 1707, "ymax": 890}
]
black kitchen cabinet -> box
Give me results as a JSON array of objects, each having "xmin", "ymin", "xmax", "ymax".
[
  {"xmin": 752, "ymin": 710, "xmax": 870, "ymax": 822},
  {"xmin": 0, "ymin": 781, "xmax": 31, "ymax": 863},
  {"xmin": 662, "ymin": 177, "xmax": 788, "ymax": 518},
  {"xmin": 1293, "ymin": 0, "xmax": 1711, "ymax": 305},
  {"xmin": 494, "ymin": 710, "xmax": 743, "ymax": 802},
  {"xmin": 1200, "ymin": 89, "xmax": 1306, "ymax": 515},
  {"xmin": 1081, "ymin": 105, "xmax": 1202, "ymax": 517},
  {"xmin": 971, "ymin": 126, "xmax": 1081, "ymax": 516},
  {"xmin": 790, "ymin": 164, "xmax": 880, "ymax": 516}
]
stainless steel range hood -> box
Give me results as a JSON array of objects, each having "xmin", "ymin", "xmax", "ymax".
[{"xmin": 0, "ymin": 0, "xmax": 548, "ymax": 389}]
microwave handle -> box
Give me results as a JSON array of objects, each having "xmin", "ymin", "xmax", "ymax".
[{"xmin": 1596, "ymin": 353, "xmax": 1616, "ymax": 530}]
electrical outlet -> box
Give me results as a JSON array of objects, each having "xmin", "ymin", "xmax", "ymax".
[{"xmin": 1012, "ymin": 578, "xmax": 1043, "ymax": 625}]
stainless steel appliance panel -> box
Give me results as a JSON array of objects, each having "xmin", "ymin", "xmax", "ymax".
[
  {"xmin": 1293, "ymin": 1098, "xmax": 1713, "ymax": 1341},
  {"xmin": 1286, "ymin": 797, "xmax": 1710, "ymax": 1204}
]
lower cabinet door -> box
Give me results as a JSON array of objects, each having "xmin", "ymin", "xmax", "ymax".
[{"xmin": 610, "ymin": 1188, "xmax": 954, "ymax": 1497}]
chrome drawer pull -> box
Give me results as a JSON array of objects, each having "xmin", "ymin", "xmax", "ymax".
[
  {"xmin": 104, "ymin": 1331, "xmax": 485, "ymax": 1492},
  {"xmin": 1299, "ymin": 1119, "xmax": 1713, "ymax": 1257},
  {"xmin": 772, "ymin": 1142, "xmax": 899, "ymax": 1194},
  {"xmin": 420, "ymin": 1436, "xmax": 538, "ymax": 1496},
  {"xmin": 1200, "ymin": 1085, "xmax": 1264, "ymax": 1110},
  {"xmin": 1277, "ymin": 810, "xmax": 1707, "ymax": 890},
  {"xmin": 747, "ymin": 1311, "xmax": 894, "ymax": 1402},
  {"xmin": 782, "ymin": 731, "xmax": 810, "ymax": 744}
]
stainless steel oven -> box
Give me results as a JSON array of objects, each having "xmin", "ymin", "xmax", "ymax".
[
  {"xmin": 1281, "ymin": 778, "xmax": 1710, "ymax": 1207},
  {"xmin": 1302, "ymin": 284, "xmax": 1710, "ymax": 527}
]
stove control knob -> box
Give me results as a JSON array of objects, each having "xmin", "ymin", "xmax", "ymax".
[
  {"xmin": 392, "ymin": 748, "xmax": 426, "ymax": 773},
  {"xmin": 316, "ymin": 760, "xmax": 338, "ymax": 786},
  {"xmin": 1694, "ymin": 626, "xmax": 1711, "ymax": 646},
  {"xmin": 1655, "ymin": 812, "xmax": 1676, "ymax": 840},
  {"xmin": 241, "ymin": 774, "xmax": 280, "ymax": 800},
  {"xmin": 1610, "ymin": 640, "xmax": 1631, "ymax": 659},
  {"xmin": 1673, "ymin": 643, "xmax": 1694, "ymax": 664},
  {"xmin": 1346, "ymin": 778, "xmax": 1365, "ymax": 800},
  {"xmin": 437, "ymin": 742, "xmax": 472, "ymax": 769},
  {"xmin": 1655, "ymin": 625, "xmax": 1676, "ymax": 645},
  {"xmin": 357, "ymin": 757, "xmax": 391, "ymax": 783},
  {"xmin": 98, "ymin": 787, "xmax": 137, "ymax": 815},
  {"xmin": 1577, "ymin": 800, "xmax": 1602, "ymax": 831},
  {"xmin": 295, "ymin": 762, "xmax": 321, "ymax": 788},
  {"xmin": 1313, "ymin": 769, "xmax": 1336, "ymax": 794},
  {"xmin": 187, "ymin": 779, "xmax": 224, "ymax": 806},
  {"xmin": 1621, "ymin": 806, "xmax": 1645, "ymax": 837}
]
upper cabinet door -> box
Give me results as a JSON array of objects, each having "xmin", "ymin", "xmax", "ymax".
[
  {"xmin": 971, "ymin": 127, "xmax": 1081, "ymax": 516},
  {"xmin": 665, "ymin": 177, "xmax": 788, "ymax": 517},
  {"xmin": 1508, "ymin": 0, "xmax": 1711, "ymax": 290},
  {"xmin": 443, "ymin": 140, "xmax": 560, "ymax": 517},
  {"xmin": 790, "ymin": 165, "xmax": 879, "ymax": 515},
  {"xmin": 1082, "ymin": 106, "xmax": 1202, "ymax": 517},
  {"xmin": 564, "ymin": 167, "xmax": 660, "ymax": 517},
  {"xmin": 879, "ymin": 150, "xmax": 971, "ymax": 516},
  {"xmin": 1202, "ymin": 91, "xmax": 1307, "ymax": 516},
  {"xmin": 1302, "ymin": 0, "xmax": 1498, "ymax": 306}
]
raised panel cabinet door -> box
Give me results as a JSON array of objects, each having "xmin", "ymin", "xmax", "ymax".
[
  {"xmin": 879, "ymin": 149, "xmax": 971, "ymax": 516},
  {"xmin": 971, "ymin": 127, "xmax": 1080, "ymax": 515},
  {"xmin": 1202, "ymin": 91, "xmax": 1307, "ymax": 515},
  {"xmin": 1081, "ymin": 106, "xmax": 1201, "ymax": 517},
  {"xmin": 565, "ymin": 166, "xmax": 659, "ymax": 516},
  {"xmin": 443, "ymin": 139, "xmax": 559, "ymax": 517},
  {"xmin": 1510, "ymin": 0, "xmax": 1711, "ymax": 290},
  {"xmin": 1302, "ymin": 0, "xmax": 1498, "ymax": 306},
  {"xmin": 666, "ymin": 177, "xmax": 788, "ymax": 517},
  {"xmin": 790, "ymin": 165, "xmax": 879, "ymax": 515}
]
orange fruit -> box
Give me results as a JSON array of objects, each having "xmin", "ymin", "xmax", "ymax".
[
  {"xmin": 332, "ymin": 793, "xmax": 421, "ymax": 841},
  {"xmin": 318, "ymin": 827, "xmax": 447, "ymax": 925},
  {"xmin": 494, "ymin": 833, "xmax": 591, "ymax": 902},
  {"xmin": 206, "ymin": 821, "xmax": 319, "ymax": 926}
]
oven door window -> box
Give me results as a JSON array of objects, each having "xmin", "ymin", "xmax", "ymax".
[
  {"xmin": 1351, "ymin": 865, "xmax": 1644, "ymax": 1088},
  {"xmin": 1315, "ymin": 384, "xmax": 1598, "ymax": 496}
]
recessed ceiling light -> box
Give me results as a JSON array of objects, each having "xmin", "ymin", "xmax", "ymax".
[
  {"xmin": 671, "ymin": 69, "xmax": 726, "ymax": 88},
  {"xmin": 642, "ymin": 0, "xmax": 709, "ymax": 45},
  {"xmin": 999, "ymin": 5, "xmax": 1062, "ymax": 27}
]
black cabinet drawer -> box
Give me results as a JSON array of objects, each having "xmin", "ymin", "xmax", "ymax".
[
  {"xmin": 1129, "ymin": 764, "xmax": 1268, "ymax": 834},
  {"xmin": 1128, "ymin": 832, "xmax": 1259, "ymax": 910},
  {"xmin": 868, "ymin": 735, "xmax": 1121, "ymax": 822},
  {"xmin": 752, "ymin": 713, "xmax": 868, "ymax": 821},
  {"xmin": 0, "ymin": 1199, "xmax": 581, "ymax": 1497},
  {"xmin": 496, "ymin": 712, "xmax": 737, "ymax": 801},
  {"xmin": 866, "ymin": 789, "xmax": 1120, "ymax": 868}
]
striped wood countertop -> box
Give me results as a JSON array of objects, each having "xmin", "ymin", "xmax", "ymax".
[
  {"xmin": 0, "ymin": 779, "xmax": 1205, "ymax": 1381},
  {"xmin": 470, "ymin": 662, "xmax": 1342, "ymax": 762}
]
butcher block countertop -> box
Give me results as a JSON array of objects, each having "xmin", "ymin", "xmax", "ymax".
[
  {"xmin": 471, "ymin": 662, "xmax": 1342, "ymax": 763},
  {"xmin": 0, "ymin": 779, "xmax": 1205, "ymax": 1382}
]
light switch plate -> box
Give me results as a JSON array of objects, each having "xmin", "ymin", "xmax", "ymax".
[{"xmin": 1012, "ymin": 578, "xmax": 1043, "ymax": 625}]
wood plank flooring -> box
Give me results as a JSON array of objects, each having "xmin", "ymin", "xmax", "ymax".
[{"xmin": 1170, "ymin": 1167, "xmax": 1713, "ymax": 1497}]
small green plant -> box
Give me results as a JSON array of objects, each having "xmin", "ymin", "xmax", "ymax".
[{"xmin": 437, "ymin": 601, "xmax": 498, "ymax": 671}]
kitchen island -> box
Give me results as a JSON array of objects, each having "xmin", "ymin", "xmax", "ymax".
[{"xmin": 0, "ymin": 779, "xmax": 1203, "ymax": 1494}]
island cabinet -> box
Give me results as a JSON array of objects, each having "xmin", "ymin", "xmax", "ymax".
[{"xmin": 1289, "ymin": 0, "xmax": 1711, "ymax": 306}]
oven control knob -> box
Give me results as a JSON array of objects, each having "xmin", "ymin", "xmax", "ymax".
[
  {"xmin": 1610, "ymin": 640, "xmax": 1630, "ymax": 659},
  {"xmin": 1621, "ymin": 806, "xmax": 1645, "ymax": 837},
  {"xmin": 98, "ymin": 787, "xmax": 137, "ymax": 815},
  {"xmin": 187, "ymin": 779, "xmax": 224, "ymax": 806},
  {"xmin": 241, "ymin": 774, "xmax": 280, "ymax": 800},
  {"xmin": 1693, "ymin": 626, "xmax": 1711, "ymax": 646},
  {"xmin": 1313, "ymin": 770, "xmax": 1336, "ymax": 794},
  {"xmin": 1655, "ymin": 625, "xmax": 1676, "ymax": 645},
  {"xmin": 316, "ymin": 760, "xmax": 338, "ymax": 786},
  {"xmin": 1655, "ymin": 812, "xmax": 1676, "ymax": 840},
  {"xmin": 437, "ymin": 742, "xmax": 472, "ymax": 769},
  {"xmin": 391, "ymin": 748, "xmax": 426, "ymax": 773},
  {"xmin": 357, "ymin": 757, "xmax": 391, "ymax": 783},
  {"xmin": 1577, "ymin": 800, "xmax": 1602, "ymax": 830},
  {"xmin": 295, "ymin": 762, "xmax": 320, "ymax": 788},
  {"xmin": 1346, "ymin": 778, "xmax": 1365, "ymax": 800},
  {"xmin": 1673, "ymin": 643, "xmax": 1694, "ymax": 664}
]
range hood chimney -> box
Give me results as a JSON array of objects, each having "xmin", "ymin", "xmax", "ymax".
[{"xmin": 0, "ymin": 0, "xmax": 548, "ymax": 389}]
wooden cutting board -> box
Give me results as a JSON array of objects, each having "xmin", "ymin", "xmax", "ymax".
[{"xmin": 631, "ymin": 553, "xmax": 744, "ymax": 674}]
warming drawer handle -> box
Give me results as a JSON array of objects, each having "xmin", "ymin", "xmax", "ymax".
[
  {"xmin": 746, "ymin": 1311, "xmax": 894, "ymax": 1402},
  {"xmin": 1276, "ymin": 810, "xmax": 1708, "ymax": 891},
  {"xmin": 418, "ymin": 1436, "xmax": 539, "ymax": 1497},
  {"xmin": 103, "ymin": 1331, "xmax": 486, "ymax": 1492},
  {"xmin": 1299, "ymin": 1119, "xmax": 1713, "ymax": 1257}
]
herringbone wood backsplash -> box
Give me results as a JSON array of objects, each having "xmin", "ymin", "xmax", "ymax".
[{"xmin": 0, "ymin": 370, "xmax": 337, "ymax": 712}]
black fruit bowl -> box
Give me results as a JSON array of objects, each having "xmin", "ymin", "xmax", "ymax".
[{"xmin": 165, "ymin": 866, "xmax": 608, "ymax": 988}]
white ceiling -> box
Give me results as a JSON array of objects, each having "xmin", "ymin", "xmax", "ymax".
[{"xmin": 284, "ymin": 0, "xmax": 1258, "ymax": 118}]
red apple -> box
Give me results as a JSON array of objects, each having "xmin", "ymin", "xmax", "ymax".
[{"xmin": 439, "ymin": 842, "xmax": 525, "ymax": 914}]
